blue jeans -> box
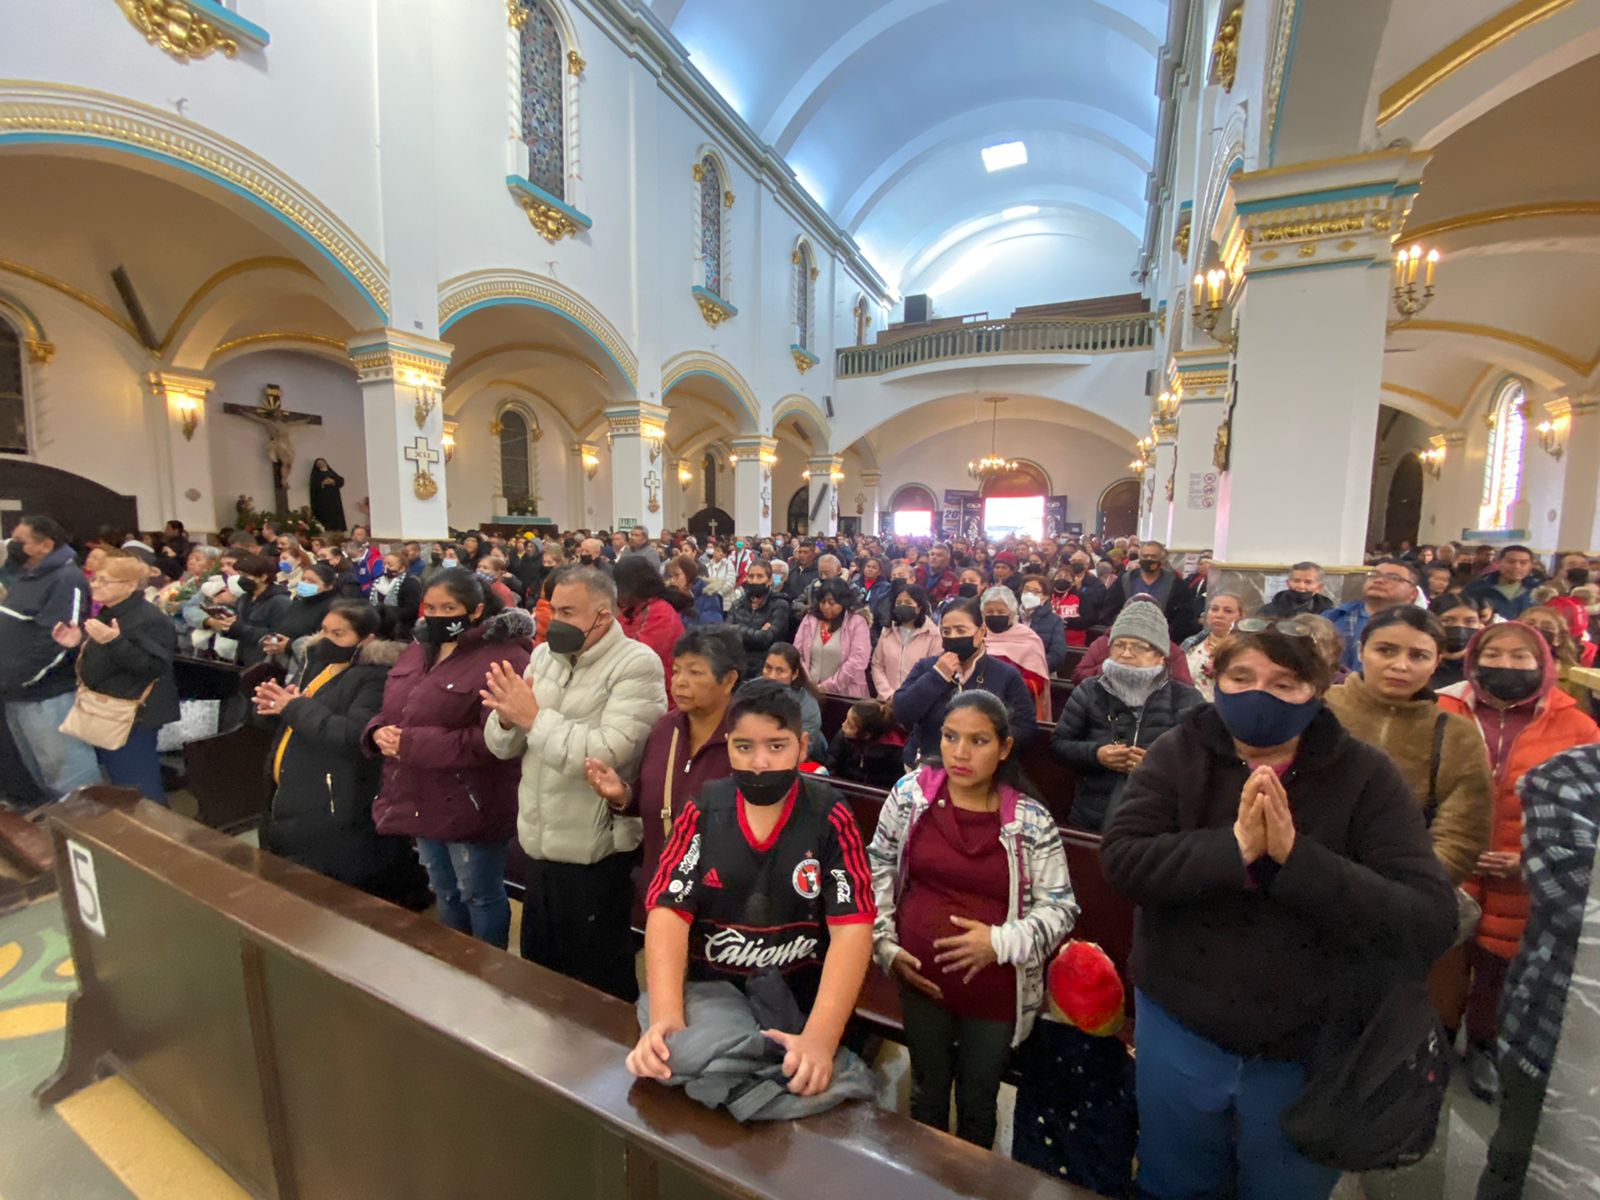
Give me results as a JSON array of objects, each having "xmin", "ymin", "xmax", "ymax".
[
  {"xmin": 96, "ymin": 726, "xmax": 166, "ymax": 803},
  {"xmin": 5, "ymin": 692, "xmax": 104, "ymax": 801},
  {"xmin": 1133, "ymin": 990, "xmax": 1340, "ymax": 1200},
  {"xmin": 414, "ymin": 838, "xmax": 509, "ymax": 949}
]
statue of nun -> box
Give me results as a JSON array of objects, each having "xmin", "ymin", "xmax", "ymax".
[{"xmin": 309, "ymin": 457, "xmax": 347, "ymax": 532}]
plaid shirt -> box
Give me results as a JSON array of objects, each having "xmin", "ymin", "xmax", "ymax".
[{"xmin": 1499, "ymin": 744, "xmax": 1600, "ymax": 1080}]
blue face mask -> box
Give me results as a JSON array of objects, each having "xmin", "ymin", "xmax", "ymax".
[
  {"xmin": 279, "ymin": 559, "xmax": 293, "ymax": 574},
  {"xmin": 295, "ymin": 581, "xmax": 321, "ymax": 599},
  {"xmin": 1213, "ymin": 686, "xmax": 1322, "ymax": 749}
]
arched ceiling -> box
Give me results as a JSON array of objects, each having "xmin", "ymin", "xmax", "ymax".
[{"xmin": 653, "ymin": 0, "xmax": 1166, "ymax": 301}]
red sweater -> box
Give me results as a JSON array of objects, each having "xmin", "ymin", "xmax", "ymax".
[{"xmin": 620, "ymin": 597, "xmax": 685, "ymax": 697}]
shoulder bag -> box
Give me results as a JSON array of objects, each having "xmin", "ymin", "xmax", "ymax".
[{"xmin": 59, "ymin": 652, "xmax": 157, "ymax": 751}]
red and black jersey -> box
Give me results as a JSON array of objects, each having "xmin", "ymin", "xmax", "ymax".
[{"xmin": 646, "ymin": 776, "xmax": 875, "ymax": 1009}]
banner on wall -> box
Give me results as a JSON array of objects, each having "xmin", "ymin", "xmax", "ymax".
[
  {"xmin": 1044, "ymin": 496, "xmax": 1074, "ymax": 538},
  {"xmin": 942, "ymin": 489, "xmax": 981, "ymax": 541}
]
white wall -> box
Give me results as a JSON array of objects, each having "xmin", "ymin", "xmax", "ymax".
[{"xmin": 916, "ymin": 231, "xmax": 1138, "ymax": 320}]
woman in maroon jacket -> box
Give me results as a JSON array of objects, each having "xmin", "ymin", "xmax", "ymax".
[
  {"xmin": 615, "ymin": 556, "xmax": 685, "ymax": 698},
  {"xmin": 365, "ymin": 569, "xmax": 532, "ymax": 947}
]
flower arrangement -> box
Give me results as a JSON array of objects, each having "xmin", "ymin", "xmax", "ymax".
[
  {"xmin": 505, "ymin": 495, "xmax": 541, "ymax": 517},
  {"xmin": 234, "ymin": 495, "xmax": 325, "ymax": 537}
]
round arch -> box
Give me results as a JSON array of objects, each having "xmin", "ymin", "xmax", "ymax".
[
  {"xmin": 660, "ymin": 351, "xmax": 761, "ymax": 433},
  {"xmin": 978, "ymin": 460, "xmax": 1052, "ymax": 498},
  {"xmin": 1096, "ymin": 478, "xmax": 1141, "ymax": 538},
  {"xmin": 771, "ymin": 394, "xmax": 831, "ymax": 450}
]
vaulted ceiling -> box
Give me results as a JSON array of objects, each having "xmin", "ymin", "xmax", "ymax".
[{"xmin": 652, "ymin": 0, "xmax": 1167, "ymax": 305}]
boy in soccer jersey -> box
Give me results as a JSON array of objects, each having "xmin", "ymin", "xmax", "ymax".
[{"xmin": 626, "ymin": 679, "xmax": 876, "ymax": 1096}]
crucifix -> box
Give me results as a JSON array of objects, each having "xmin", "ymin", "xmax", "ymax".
[
  {"xmin": 760, "ymin": 484, "xmax": 771, "ymax": 519},
  {"xmin": 707, "ymin": 517, "xmax": 718, "ymax": 538},
  {"xmin": 644, "ymin": 470, "xmax": 662, "ymax": 514},
  {"xmin": 223, "ymin": 385, "xmax": 322, "ymax": 515},
  {"xmin": 405, "ymin": 435, "xmax": 442, "ymax": 501}
]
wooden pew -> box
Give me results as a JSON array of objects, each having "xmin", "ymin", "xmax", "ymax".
[
  {"xmin": 173, "ymin": 654, "xmax": 276, "ymax": 832},
  {"xmin": 41, "ymin": 792, "xmax": 1105, "ymax": 1200}
]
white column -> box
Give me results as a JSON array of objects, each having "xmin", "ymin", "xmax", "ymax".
[
  {"xmin": 858, "ymin": 469, "xmax": 882, "ymax": 537},
  {"xmin": 1143, "ymin": 432, "xmax": 1178, "ymax": 544},
  {"xmin": 731, "ymin": 436, "xmax": 776, "ymax": 537},
  {"xmin": 605, "ymin": 402, "xmax": 669, "ymax": 536},
  {"xmin": 570, "ymin": 442, "xmax": 598, "ymax": 531},
  {"xmin": 807, "ymin": 455, "xmax": 842, "ymax": 537},
  {"xmin": 1555, "ymin": 397, "xmax": 1600, "ymax": 551},
  {"xmin": 1212, "ymin": 151, "xmax": 1431, "ymax": 567},
  {"xmin": 147, "ymin": 371, "xmax": 217, "ymax": 533},
  {"xmin": 1419, "ymin": 428, "xmax": 1471, "ymax": 545},
  {"xmin": 347, "ymin": 330, "xmax": 453, "ymax": 542},
  {"xmin": 1168, "ymin": 399, "xmax": 1224, "ymax": 556}
]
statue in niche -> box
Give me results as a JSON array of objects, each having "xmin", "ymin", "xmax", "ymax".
[{"xmin": 310, "ymin": 457, "xmax": 348, "ymax": 532}]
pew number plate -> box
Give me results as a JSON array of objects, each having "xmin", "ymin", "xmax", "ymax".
[{"xmin": 67, "ymin": 840, "xmax": 107, "ymax": 937}]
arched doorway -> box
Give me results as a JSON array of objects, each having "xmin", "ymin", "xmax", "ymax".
[
  {"xmin": 1097, "ymin": 479, "xmax": 1140, "ymax": 538},
  {"xmin": 786, "ymin": 486, "xmax": 810, "ymax": 536},
  {"xmin": 687, "ymin": 506, "xmax": 734, "ymax": 540},
  {"xmin": 1384, "ymin": 453, "xmax": 1424, "ymax": 548},
  {"xmin": 888, "ymin": 484, "xmax": 937, "ymax": 538},
  {"xmin": 979, "ymin": 462, "xmax": 1050, "ymax": 539}
]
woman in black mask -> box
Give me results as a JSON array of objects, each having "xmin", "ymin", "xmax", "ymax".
[
  {"xmin": 1435, "ymin": 621, "xmax": 1600, "ymax": 1102},
  {"xmin": 253, "ymin": 602, "xmax": 426, "ymax": 906},
  {"xmin": 871, "ymin": 583, "xmax": 939, "ymax": 697},
  {"xmin": 1102, "ymin": 624, "xmax": 1456, "ymax": 1200},
  {"xmin": 1428, "ymin": 594, "xmax": 1482, "ymax": 690}
]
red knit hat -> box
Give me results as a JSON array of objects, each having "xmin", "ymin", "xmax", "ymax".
[
  {"xmin": 994, "ymin": 551, "xmax": 1020, "ymax": 568},
  {"xmin": 1047, "ymin": 941, "xmax": 1125, "ymax": 1037}
]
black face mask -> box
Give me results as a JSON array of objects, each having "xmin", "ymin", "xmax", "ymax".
[
  {"xmin": 745, "ymin": 582, "xmax": 769, "ymax": 599},
  {"xmin": 545, "ymin": 615, "xmax": 597, "ymax": 657},
  {"xmin": 733, "ymin": 767, "xmax": 797, "ymax": 807},
  {"xmin": 957, "ymin": 582, "xmax": 979, "ymax": 598},
  {"xmin": 1566, "ymin": 568, "xmax": 1590, "ymax": 587},
  {"xmin": 578, "ymin": 554, "xmax": 595, "ymax": 566},
  {"xmin": 893, "ymin": 605, "xmax": 919, "ymax": 625},
  {"xmin": 943, "ymin": 634, "xmax": 978, "ymax": 661},
  {"xmin": 315, "ymin": 641, "xmax": 358, "ymax": 665},
  {"xmin": 1444, "ymin": 626, "xmax": 1475, "ymax": 653},
  {"xmin": 5, "ymin": 540, "xmax": 26, "ymax": 565},
  {"xmin": 1477, "ymin": 665, "xmax": 1542, "ymax": 703},
  {"xmin": 421, "ymin": 614, "xmax": 468, "ymax": 644},
  {"xmin": 983, "ymin": 614, "xmax": 1011, "ymax": 634},
  {"xmin": 1053, "ymin": 579, "xmax": 1072, "ymax": 593},
  {"xmin": 1284, "ymin": 589, "xmax": 1318, "ymax": 610},
  {"xmin": 237, "ymin": 577, "xmax": 261, "ymax": 597},
  {"xmin": 1139, "ymin": 558, "xmax": 1162, "ymax": 574},
  {"xmin": 1535, "ymin": 628, "xmax": 1560, "ymax": 651}
]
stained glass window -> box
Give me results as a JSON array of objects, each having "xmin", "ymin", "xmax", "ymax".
[
  {"xmin": 1480, "ymin": 378, "xmax": 1526, "ymax": 530},
  {"xmin": 795, "ymin": 243, "xmax": 813, "ymax": 350},
  {"xmin": 499, "ymin": 410, "xmax": 531, "ymax": 503},
  {"xmin": 702, "ymin": 451, "xmax": 718, "ymax": 510},
  {"xmin": 700, "ymin": 155, "xmax": 723, "ymax": 295},
  {"xmin": 0, "ymin": 323, "xmax": 25, "ymax": 455},
  {"xmin": 519, "ymin": 0, "xmax": 565, "ymax": 200}
]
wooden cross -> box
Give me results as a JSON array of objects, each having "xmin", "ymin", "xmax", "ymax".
[{"xmin": 223, "ymin": 385, "xmax": 323, "ymax": 515}]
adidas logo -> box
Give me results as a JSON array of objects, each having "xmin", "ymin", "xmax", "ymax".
[{"xmin": 703, "ymin": 868, "xmax": 723, "ymax": 889}]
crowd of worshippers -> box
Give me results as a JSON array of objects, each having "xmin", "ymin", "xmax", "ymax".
[{"xmin": 3, "ymin": 513, "xmax": 1598, "ymax": 1200}]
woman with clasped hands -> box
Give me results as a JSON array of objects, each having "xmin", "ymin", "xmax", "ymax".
[{"xmin": 1100, "ymin": 621, "xmax": 1456, "ymax": 1200}]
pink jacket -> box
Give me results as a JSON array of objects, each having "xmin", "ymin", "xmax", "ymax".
[
  {"xmin": 794, "ymin": 610, "xmax": 872, "ymax": 697},
  {"xmin": 871, "ymin": 618, "xmax": 941, "ymax": 699}
]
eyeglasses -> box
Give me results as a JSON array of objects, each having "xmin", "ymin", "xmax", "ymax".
[
  {"xmin": 1234, "ymin": 617, "xmax": 1316, "ymax": 639},
  {"xmin": 1367, "ymin": 571, "xmax": 1413, "ymax": 585},
  {"xmin": 1109, "ymin": 639, "xmax": 1160, "ymax": 657}
]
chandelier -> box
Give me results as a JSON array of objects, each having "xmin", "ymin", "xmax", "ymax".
[{"xmin": 967, "ymin": 397, "xmax": 1018, "ymax": 482}]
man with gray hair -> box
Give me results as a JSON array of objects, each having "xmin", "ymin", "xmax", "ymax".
[{"xmin": 482, "ymin": 566, "xmax": 667, "ymax": 999}]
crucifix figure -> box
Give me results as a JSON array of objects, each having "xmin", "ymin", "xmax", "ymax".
[
  {"xmin": 223, "ymin": 385, "xmax": 323, "ymax": 515},
  {"xmin": 644, "ymin": 470, "xmax": 662, "ymax": 515},
  {"xmin": 405, "ymin": 435, "xmax": 442, "ymax": 500},
  {"xmin": 760, "ymin": 484, "xmax": 771, "ymax": 519}
]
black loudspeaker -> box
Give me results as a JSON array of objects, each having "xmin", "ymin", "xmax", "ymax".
[{"xmin": 904, "ymin": 293, "xmax": 931, "ymax": 324}]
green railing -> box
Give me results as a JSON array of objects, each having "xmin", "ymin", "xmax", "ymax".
[{"xmin": 836, "ymin": 313, "xmax": 1156, "ymax": 378}]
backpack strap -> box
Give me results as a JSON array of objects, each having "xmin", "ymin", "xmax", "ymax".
[{"xmin": 1424, "ymin": 712, "xmax": 1448, "ymax": 825}]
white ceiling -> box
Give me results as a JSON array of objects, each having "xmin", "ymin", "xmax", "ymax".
[{"xmin": 654, "ymin": 0, "xmax": 1167, "ymax": 305}]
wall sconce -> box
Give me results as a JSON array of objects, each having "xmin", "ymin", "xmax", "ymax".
[
  {"xmin": 1190, "ymin": 269, "xmax": 1237, "ymax": 349},
  {"xmin": 442, "ymin": 422, "xmax": 457, "ymax": 464},
  {"xmin": 678, "ymin": 462, "xmax": 694, "ymax": 490},
  {"xmin": 1391, "ymin": 243, "xmax": 1440, "ymax": 322},
  {"xmin": 176, "ymin": 394, "xmax": 200, "ymax": 441},
  {"xmin": 1536, "ymin": 413, "xmax": 1570, "ymax": 460},
  {"xmin": 1156, "ymin": 390, "xmax": 1180, "ymax": 421},
  {"xmin": 1420, "ymin": 443, "xmax": 1446, "ymax": 479},
  {"xmin": 1129, "ymin": 434, "xmax": 1156, "ymax": 475},
  {"xmin": 581, "ymin": 447, "xmax": 600, "ymax": 480}
]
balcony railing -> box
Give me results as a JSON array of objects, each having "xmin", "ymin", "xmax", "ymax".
[{"xmin": 836, "ymin": 313, "xmax": 1156, "ymax": 378}]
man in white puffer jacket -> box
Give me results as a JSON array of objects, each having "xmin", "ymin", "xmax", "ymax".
[{"xmin": 483, "ymin": 567, "xmax": 667, "ymax": 1000}]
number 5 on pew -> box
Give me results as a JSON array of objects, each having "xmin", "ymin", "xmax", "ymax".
[{"xmin": 68, "ymin": 840, "xmax": 107, "ymax": 937}]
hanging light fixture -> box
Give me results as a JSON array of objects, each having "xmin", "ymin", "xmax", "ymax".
[{"xmin": 967, "ymin": 397, "xmax": 1018, "ymax": 482}]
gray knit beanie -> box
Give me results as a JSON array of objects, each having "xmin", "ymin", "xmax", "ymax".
[{"xmin": 1109, "ymin": 597, "xmax": 1169, "ymax": 652}]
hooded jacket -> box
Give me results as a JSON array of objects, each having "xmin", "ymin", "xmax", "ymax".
[
  {"xmin": 1436, "ymin": 624, "xmax": 1600, "ymax": 957},
  {"xmin": 1101, "ymin": 704, "xmax": 1457, "ymax": 1061},
  {"xmin": 619, "ymin": 596, "xmax": 685, "ymax": 694},
  {"xmin": 1323, "ymin": 672, "xmax": 1493, "ymax": 883},
  {"xmin": 365, "ymin": 609, "xmax": 533, "ymax": 843},
  {"xmin": 485, "ymin": 618, "xmax": 667, "ymax": 864},
  {"xmin": 867, "ymin": 766, "xmax": 1077, "ymax": 1045},
  {"xmin": 0, "ymin": 543, "xmax": 88, "ymax": 701}
]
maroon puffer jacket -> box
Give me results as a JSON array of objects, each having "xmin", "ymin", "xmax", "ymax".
[{"xmin": 365, "ymin": 609, "xmax": 533, "ymax": 843}]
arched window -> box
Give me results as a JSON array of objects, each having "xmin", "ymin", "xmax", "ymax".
[
  {"xmin": 702, "ymin": 450, "xmax": 718, "ymax": 511},
  {"xmin": 496, "ymin": 405, "xmax": 542, "ymax": 509},
  {"xmin": 518, "ymin": 0, "xmax": 566, "ymax": 199},
  {"xmin": 0, "ymin": 320, "xmax": 26, "ymax": 455},
  {"xmin": 793, "ymin": 242, "xmax": 816, "ymax": 350},
  {"xmin": 1480, "ymin": 378, "xmax": 1527, "ymax": 530},
  {"xmin": 699, "ymin": 154, "xmax": 725, "ymax": 297}
]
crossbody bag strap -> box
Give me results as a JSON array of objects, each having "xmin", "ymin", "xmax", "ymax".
[
  {"xmin": 76, "ymin": 643, "xmax": 159, "ymax": 706},
  {"xmin": 1425, "ymin": 712, "xmax": 1448, "ymax": 825},
  {"xmin": 661, "ymin": 726, "xmax": 682, "ymax": 837}
]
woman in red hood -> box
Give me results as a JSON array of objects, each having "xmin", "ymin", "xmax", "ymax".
[{"xmin": 1434, "ymin": 621, "xmax": 1599, "ymax": 1102}]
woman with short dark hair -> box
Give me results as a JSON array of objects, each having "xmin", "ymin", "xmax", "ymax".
[{"xmin": 795, "ymin": 576, "xmax": 872, "ymax": 697}]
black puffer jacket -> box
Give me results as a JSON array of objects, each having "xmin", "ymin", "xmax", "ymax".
[
  {"xmin": 75, "ymin": 593, "xmax": 180, "ymax": 729},
  {"xmin": 726, "ymin": 592, "xmax": 793, "ymax": 676},
  {"xmin": 234, "ymin": 582, "xmax": 290, "ymax": 665},
  {"xmin": 272, "ymin": 589, "xmax": 338, "ymax": 640},
  {"xmin": 262, "ymin": 637, "xmax": 428, "ymax": 907},
  {"xmin": 1100, "ymin": 704, "xmax": 1457, "ymax": 1061},
  {"xmin": 1051, "ymin": 675, "xmax": 1203, "ymax": 831}
]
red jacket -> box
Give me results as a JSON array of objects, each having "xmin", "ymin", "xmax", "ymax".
[
  {"xmin": 364, "ymin": 610, "xmax": 532, "ymax": 843},
  {"xmin": 620, "ymin": 597, "xmax": 685, "ymax": 695}
]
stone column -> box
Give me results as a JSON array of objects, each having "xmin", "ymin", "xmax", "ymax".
[
  {"xmin": 731, "ymin": 436, "xmax": 776, "ymax": 537},
  {"xmin": 858, "ymin": 469, "xmax": 882, "ymax": 537},
  {"xmin": 807, "ymin": 455, "xmax": 843, "ymax": 537},
  {"xmin": 1140, "ymin": 429, "xmax": 1178, "ymax": 544},
  {"xmin": 147, "ymin": 371, "xmax": 217, "ymax": 533},
  {"xmin": 1419, "ymin": 428, "xmax": 1471, "ymax": 545},
  {"xmin": 1210, "ymin": 150, "xmax": 1430, "ymax": 600},
  {"xmin": 606, "ymin": 402, "xmax": 669, "ymax": 537},
  {"xmin": 1554, "ymin": 396, "xmax": 1600, "ymax": 551},
  {"xmin": 347, "ymin": 330, "xmax": 453, "ymax": 542},
  {"xmin": 1166, "ymin": 355, "xmax": 1228, "ymax": 558}
]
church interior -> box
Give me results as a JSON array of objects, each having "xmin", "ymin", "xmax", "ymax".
[{"xmin": 3, "ymin": 1, "xmax": 1600, "ymax": 1198}]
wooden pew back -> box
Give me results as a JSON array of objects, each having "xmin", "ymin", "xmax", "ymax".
[{"xmin": 44, "ymin": 794, "xmax": 1104, "ymax": 1200}]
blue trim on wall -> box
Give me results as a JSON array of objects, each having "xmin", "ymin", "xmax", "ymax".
[
  {"xmin": 346, "ymin": 340, "xmax": 451, "ymax": 366},
  {"xmin": 0, "ymin": 131, "xmax": 385, "ymax": 321},
  {"xmin": 1268, "ymin": 2, "xmax": 1306, "ymax": 166},
  {"xmin": 439, "ymin": 296, "xmax": 633, "ymax": 388},
  {"xmin": 189, "ymin": 0, "xmax": 270, "ymax": 47},
  {"xmin": 1178, "ymin": 200, "xmax": 1193, "ymax": 212},
  {"xmin": 690, "ymin": 285, "xmax": 737, "ymax": 317},
  {"xmin": 505, "ymin": 175, "xmax": 593, "ymax": 231},
  {"xmin": 789, "ymin": 344, "xmax": 820, "ymax": 365},
  {"xmin": 1248, "ymin": 257, "xmax": 1376, "ymax": 279},
  {"xmin": 1237, "ymin": 182, "xmax": 1400, "ymax": 213}
]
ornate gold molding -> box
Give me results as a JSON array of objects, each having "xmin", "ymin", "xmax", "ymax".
[
  {"xmin": 1209, "ymin": 6, "xmax": 1243, "ymax": 93},
  {"xmin": 694, "ymin": 290, "xmax": 736, "ymax": 329},
  {"xmin": 0, "ymin": 256, "xmax": 141, "ymax": 342},
  {"xmin": 116, "ymin": 0, "xmax": 237, "ymax": 61},
  {"xmin": 514, "ymin": 192, "xmax": 583, "ymax": 243},
  {"xmin": 159, "ymin": 256, "xmax": 316, "ymax": 355},
  {"xmin": 0, "ymin": 291, "xmax": 56, "ymax": 363},
  {"xmin": 567, "ymin": 49, "xmax": 586, "ymax": 76},
  {"xmin": 1263, "ymin": 0, "xmax": 1299, "ymax": 157},
  {"xmin": 346, "ymin": 331, "xmax": 453, "ymax": 388},
  {"xmin": 692, "ymin": 162, "xmax": 705, "ymax": 183},
  {"xmin": 792, "ymin": 348, "xmax": 817, "ymax": 374},
  {"xmin": 1247, "ymin": 213, "xmax": 1370, "ymax": 243},
  {"xmin": 208, "ymin": 331, "xmax": 348, "ymax": 362},
  {"xmin": 1402, "ymin": 201, "xmax": 1600, "ymax": 244},
  {"xmin": 1395, "ymin": 320, "xmax": 1589, "ymax": 376},
  {"xmin": 1173, "ymin": 220, "xmax": 1191, "ymax": 260},
  {"xmin": 413, "ymin": 470, "xmax": 439, "ymax": 501},
  {"xmin": 724, "ymin": 189, "xmax": 736, "ymax": 209},
  {"xmin": 507, "ymin": 0, "xmax": 529, "ymax": 29}
]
